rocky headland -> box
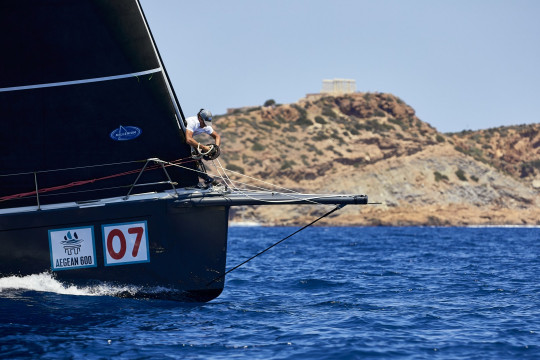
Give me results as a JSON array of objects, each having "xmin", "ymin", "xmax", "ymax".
[{"xmin": 209, "ymin": 93, "xmax": 540, "ymax": 226}]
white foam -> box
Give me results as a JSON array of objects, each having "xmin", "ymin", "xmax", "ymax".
[{"xmin": 0, "ymin": 272, "xmax": 141, "ymax": 297}]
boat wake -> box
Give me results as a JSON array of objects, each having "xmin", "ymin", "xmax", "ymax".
[{"xmin": 0, "ymin": 272, "xmax": 172, "ymax": 298}]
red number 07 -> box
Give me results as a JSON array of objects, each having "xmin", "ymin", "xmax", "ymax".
[
  {"xmin": 106, "ymin": 227, "xmax": 144, "ymax": 260},
  {"xmin": 128, "ymin": 227, "xmax": 144, "ymax": 257}
]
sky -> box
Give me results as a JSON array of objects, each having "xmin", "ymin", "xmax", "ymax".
[{"xmin": 140, "ymin": 0, "xmax": 540, "ymax": 133}]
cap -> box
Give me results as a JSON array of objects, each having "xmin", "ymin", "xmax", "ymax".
[{"xmin": 198, "ymin": 109, "xmax": 213, "ymax": 125}]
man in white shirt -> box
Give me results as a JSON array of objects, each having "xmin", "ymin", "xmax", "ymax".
[{"xmin": 185, "ymin": 109, "xmax": 221, "ymax": 186}]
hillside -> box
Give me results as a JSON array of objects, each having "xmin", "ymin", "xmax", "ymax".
[
  {"xmin": 449, "ymin": 125, "xmax": 540, "ymax": 182},
  {"xmin": 207, "ymin": 93, "xmax": 540, "ymax": 226}
]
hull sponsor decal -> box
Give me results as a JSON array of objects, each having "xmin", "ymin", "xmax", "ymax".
[
  {"xmin": 48, "ymin": 226, "xmax": 97, "ymax": 271},
  {"xmin": 102, "ymin": 221, "xmax": 150, "ymax": 266},
  {"xmin": 109, "ymin": 125, "xmax": 142, "ymax": 141}
]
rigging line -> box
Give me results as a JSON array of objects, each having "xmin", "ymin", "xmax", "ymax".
[
  {"xmin": 207, "ymin": 204, "xmax": 346, "ymax": 287},
  {"xmin": 0, "ymin": 155, "xmax": 194, "ymax": 178},
  {"xmin": 216, "ymin": 159, "xmax": 244, "ymax": 192},
  {"xmin": 214, "ymin": 159, "xmax": 320, "ymax": 197},
  {"xmin": 6, "ymin": 163, "xmax": 197, "ymax": 202},
  {"xmin": 0, "ymin": 159, "xmax": 148, "ymax": 177},
  {"xmin": 22, "ymin": 184, "xmax": 136, "ymax": 200},
  {"xmin": 163, "ymin": 158, "xmax": 242, "ymax": 184},
  {"xmin": 206, "ymin": 159, "xmax": 259, "ymax": 193},
  {"xmin": 212, "ymin": 159, "xmax": 331, "ymax": 207},
  {"xmin": 1, "ymin": 158, "xmax": 189, "ymax": 202},
  {"xmin": 1, "ymin": 168, "xmax": 147, "ymax": 201},
  {"xmin": 210, "ymin": 160, "xmax": 304, "ymax": 204},
  {"xmin": 211, "ymin": 162, "xmax": 233, "ymax": 190},
  {"xmin": 161, "ymin": 160, "xmax": 343, "ymax": 205},
  {"xmin": 0, "ymin": 68, "xmax": 162, "ymax": 93},
  {"xmin": 212, "ymin": 159, "xmax": 241, "ymax": 191},
  {"xmin": 211, "ymin": 158, "xmax": 290, "ymax": 196},
  {"xmin": 164, "ymin": 159, "xmax": 245, "ymax": 185},
  {"xmin": 210, "ymin": 177, "xmax": 338, "ymax": 204},
  {"xmin": 215, "ymin": 163, "xmax": 277, "ymax": 193},
  {"xmin": 141, "ymin": 160, "xmax": 347, "ymax": 206},
  {"xmin": 165, "ymin": 160, "xmax": 308, "ymax": 204},
  {"xmin": 211, "ymin": 159, "xmax": 232, "ymax": 186},
  {"xmin": 162, "ymin": 160, "xmax": 214, "ymax": 178},
  {"xmin": 207, "ymin": 159, "xmax": 335, "ymax": 206}
]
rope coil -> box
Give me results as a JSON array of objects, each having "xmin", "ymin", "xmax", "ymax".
[{"xmin": 197, "ymin": 143, "xmax": 213, "ymax": 156}]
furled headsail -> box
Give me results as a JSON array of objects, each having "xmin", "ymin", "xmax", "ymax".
[{"xmin": 0, "ymin": 0, "xmax": 198, "ymax": 208}]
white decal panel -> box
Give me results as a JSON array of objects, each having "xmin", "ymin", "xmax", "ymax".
[
  {"xmin": 48, "ymin": 227, "xmax": 97, "ymax": 271},
  {"xmin": 102, "ymin": 221, "xmax": 150, "ymax": 266}
]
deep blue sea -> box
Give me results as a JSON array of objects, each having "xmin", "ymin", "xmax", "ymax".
[{"xmin": 1, "ymin": 226, "xmax": 540, "ymax": 359}]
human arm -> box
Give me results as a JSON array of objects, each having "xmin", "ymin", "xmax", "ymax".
[
  {"xmin": 185, "ymin": 130, "xmax": 198, "ymax": 148},
  {"xmin": 185, "ymin": 129, "xmax": 213, "ymax": 153},
  {"xmin": 210, "ymin": 131, "xmax": 221, "ymax": 147}
]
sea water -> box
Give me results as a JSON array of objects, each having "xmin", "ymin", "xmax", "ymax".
[{"xmin": 1, "ymin": 226, "xmax": 539, "ymax": 359}]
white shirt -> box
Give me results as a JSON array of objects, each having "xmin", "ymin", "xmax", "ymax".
[{"xmin": 186, "ymin": 116, "xmax": 213, "ymax": 136}]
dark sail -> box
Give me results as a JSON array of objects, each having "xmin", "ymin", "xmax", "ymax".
[{"xmin": 0, "ymin": 0, "xmax": 198, "ymax": 208}]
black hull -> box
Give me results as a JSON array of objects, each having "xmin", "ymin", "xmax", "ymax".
[{"xmin": 0, "ymin": 197, "xmax": 228, "ymax": 302}]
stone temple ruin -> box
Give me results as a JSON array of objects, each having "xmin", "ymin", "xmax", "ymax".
[
  {"xmin": 321, "ymin": 79, "xmax": 356, "ymax": 95},
  {"xmin": 304, "ymin": 78, "xmax": 357, "ymax": 101}
]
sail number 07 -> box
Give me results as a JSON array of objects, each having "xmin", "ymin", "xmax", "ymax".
[
  {"xmin": 102, "ymin": 221, "xmax": 150, "ymax": 266},
  {"xmin": 106, "ymin": 227, "xmax": 143, "ymax": 259}
]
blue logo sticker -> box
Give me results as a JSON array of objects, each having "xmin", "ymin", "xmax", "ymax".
[{"xmin": 110, "ymin": 125, "xmax": 142, "ymax": 141}]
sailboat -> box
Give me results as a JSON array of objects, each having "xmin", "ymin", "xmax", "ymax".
[{"xmin": 0, "ymin": 0, "xmax": 368, "ymax": 302}]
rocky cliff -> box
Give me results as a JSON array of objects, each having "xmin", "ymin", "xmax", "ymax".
[{"xmin": 208, "ymin": 93, "xmax": 540, "ymax": 226}]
